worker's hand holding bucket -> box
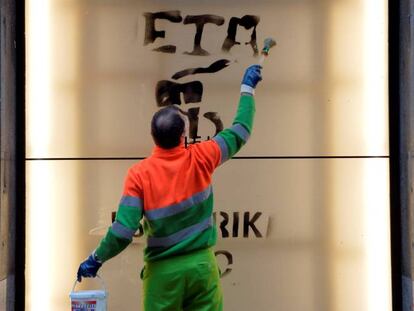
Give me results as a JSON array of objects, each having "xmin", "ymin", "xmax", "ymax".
[{"xmin": 77, "ymin": 252, "xmax": 102, "ymax": 282}]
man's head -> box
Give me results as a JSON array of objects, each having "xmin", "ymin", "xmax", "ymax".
[{"xmin": 151, "ymin": 105, "xmax": 185, "ymax": 149}]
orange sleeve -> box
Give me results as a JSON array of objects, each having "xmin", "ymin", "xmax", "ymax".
[
  {"xmin": 123, "ymin": 166, "xmax": 144, "ymax": 198},
  {"xmin": 191, "ymin": 140, "xmax": 221, "ymax": 173}
]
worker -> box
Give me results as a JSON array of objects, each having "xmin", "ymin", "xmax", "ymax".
[{"xmin": 77, "ymin": 64, "xmax": 263, "ymax": 310}]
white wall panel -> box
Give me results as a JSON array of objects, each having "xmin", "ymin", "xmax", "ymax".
[
  {"xmin": 26, "ymin": 159, "xmax": 390, "ymax": 310},
  {"xmin": 27, "ymin": 0, "xmax": 387, "ymax": 158}
]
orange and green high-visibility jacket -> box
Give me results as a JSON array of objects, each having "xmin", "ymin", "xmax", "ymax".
[{"xmin": 95, "ymin": 94, "xmax": 255, "ymax": 263}]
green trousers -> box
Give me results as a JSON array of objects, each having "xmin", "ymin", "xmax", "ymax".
[{"xmin": 141, "ymin": 248, "xmax": 223, "ymax": 311}]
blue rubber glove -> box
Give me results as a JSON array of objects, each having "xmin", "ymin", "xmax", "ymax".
[
  {"xmin": 241, "ymin": 64, "xmax": 263, "ymax": 95},
  {"xmin": 77, "ymin": 252, "xmax": 102, "ymax": 282}
]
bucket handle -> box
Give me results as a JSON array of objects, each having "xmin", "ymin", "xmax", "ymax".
[{"xmin": 71, "ymin": 274, "xmax": 107, "ymax": 294}]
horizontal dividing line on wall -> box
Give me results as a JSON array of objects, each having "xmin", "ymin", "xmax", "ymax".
[{"xmin": 26, "ymin": 155, "xmax": 390, "ymax": 161}]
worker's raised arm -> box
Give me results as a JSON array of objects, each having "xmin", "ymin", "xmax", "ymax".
[
  {"xmin": 212, "ymin": 64, "xmax": 262, "ymax": 164},
  {"xmin": 77, "ymin": 168, "xmax": 143, "ymax": 282}
]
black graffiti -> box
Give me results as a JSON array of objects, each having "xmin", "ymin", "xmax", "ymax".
[
  {"xmin": 155, "ymin": 79, "xmax": 223, "ymax": 139},
  {"xmin": 144, "ymin": 12, "xmax": 260, "ymax": 55},
  {"xmin": 232, "ymin": 211, "xmax": 240, "ymax": 238},
  {"xmin": 155, "ymin": 80, "xmax": 203, "ymax": 106},
  {"xmin": 111, "ymin": 210, "xmax": 263, "ymax": 241},
  {"xmin": 179, "ymin": 107, "xmax": 223, "ymax": 140},
  {"xmin": 222, "ymin": 15, "xmax": 260, "ymax": 56},
  {"xmin": 214, "ymin": 211, "xmax": 264, "ymax": 238},
  {"xmin": 184, "ymin": 136, "xmax": 202, "ymax": 147},
  {"xmin": 218, "ymin": 211, "xmax": 230, "ymax": 238},
  {"xmin": 187, "ymin": 107, "xmax": 201, "ymax": 139},
  {"xmin": 152, "ymin": 45, "xmax": 176, "ymax": 54},
  {"xmin": 203, "ymin": 112, "xmax": 224, "ymax": 135},
  {"xmin": 143, "ymin": 11, "xmax": 183, "ymax": 53},
  {"xmin": 111, "ymin": 212, "xmax": 144, "ymax": 237},
  {"xmin": 243, "ymin": 212, "xmax": 262, "ymax": 238},
  {"xmin": 183, "ymin": 15, "xmax": 225, "ymax": 56},
  {"xmin": 171, "ymin": 59, "xmax": 230, "ymax": 80},
  {"xmin": 147, "ymin": 12, "xmax": 260, "ymax": 145},
  {"xmin": 215, "ymin": 250, "xmax": 233, "ymax": 278}
]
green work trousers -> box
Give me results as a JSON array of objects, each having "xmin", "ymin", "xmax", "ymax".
[{"xmin": 141, "ymin": 248, "xmax": 223, "ymax": 311}]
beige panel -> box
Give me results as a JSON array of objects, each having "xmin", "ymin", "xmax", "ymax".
[
  {"xmin": 26, "ymin": 158, "xmax": 391, "ymax": 310},
  {"xmin": 26, "ymin": 0, "xmax": 388, "ymax": 158}
]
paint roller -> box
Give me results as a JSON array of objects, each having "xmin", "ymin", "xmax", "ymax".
[{"xmin": 258, "ymin": 38, "xmax": 277, "ymax": 65}]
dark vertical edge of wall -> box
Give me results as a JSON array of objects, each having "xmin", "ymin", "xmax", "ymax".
[
  {"xmin": 14, "ymin": 0, "xmax": 24, "ymax": 310},
  {"xmin": 389, "ymin": 0, "xmax": 403, "ymax": 310}
]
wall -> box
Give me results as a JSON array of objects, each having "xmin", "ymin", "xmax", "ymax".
[
  {"xmin": 26, "ymin": 0, "xmax": 390, "ymax": 310},
  {"xmin": 0, "ymin": 0, "xmax": 17, "ymax": 310},
  {"xmin": 398, "ymin": 0, "xmax": 414, "ymax": 310}
]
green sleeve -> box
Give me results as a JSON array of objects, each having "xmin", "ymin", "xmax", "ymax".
[
  {"xmin": 95, "ymin": 229, "xmax": 132, "ymax": 262},
  {"xmin": 213, "ymin": 95, "xmax": 255, "ymax": 163},
  {"xmin": 95, "ymin": 196, "xmax": 142, "ymax": 262},
  {"xmin": 233, "ymin": 94, "xmax": 255, "ymax": 132}
]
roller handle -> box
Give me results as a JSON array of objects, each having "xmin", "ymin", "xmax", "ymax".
[{"xmin": 258, "ymin": 38, "xmax": 277, "ymax": 65}]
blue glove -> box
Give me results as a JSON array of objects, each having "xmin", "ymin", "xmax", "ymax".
[
  {"xmin": 77, "ymin": 253, "xmax": 102, "ymax": 282},
  {"xmin": 241, "ymin": 64, "xmax": 262, "ymax": 95}
]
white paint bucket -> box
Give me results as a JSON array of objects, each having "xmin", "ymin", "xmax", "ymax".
[{"xmin": 70, "ymin": 275, "xmax": 107, "ymax": 311}]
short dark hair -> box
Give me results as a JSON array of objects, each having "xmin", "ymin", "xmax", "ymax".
[{"xmin": 151, "ymin": 105, "xmax": 185, "ymax": 149}]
